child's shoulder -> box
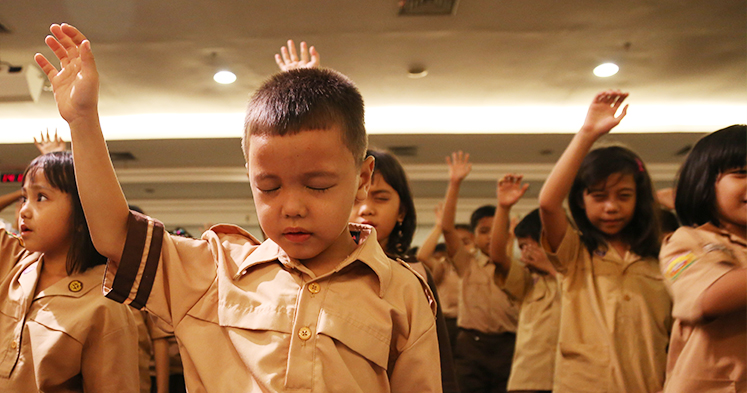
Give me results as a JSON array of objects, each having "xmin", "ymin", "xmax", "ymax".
[
  {"xmin": 662, "ymin": 224, "xmax": 727, "ymax": 254},
  {"xmin": 202, "ymin": 223, "xmax": 262, "ymax": 246},
  {"xmin": 387, "ymin": 257, "xmax": 437, "ymax": 317}
]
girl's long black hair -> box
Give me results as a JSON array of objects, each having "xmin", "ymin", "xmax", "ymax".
[
  {"xmin": 366, "ymin": 150, "xmax": 416, "ymax": 258},
  {"xmin": 23, "ymin": 152, "xmax": 106, "ymax": 274},
  {"xmin": 569, "ymin": 145, "xmax": 660, "ymax": 258}
]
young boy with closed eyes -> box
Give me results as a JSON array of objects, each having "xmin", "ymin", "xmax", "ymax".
[{"xmin": 35, "ymin": 23, "xmax": 441, "ymax": 393}]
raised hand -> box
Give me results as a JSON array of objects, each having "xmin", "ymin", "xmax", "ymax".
[
  {"xmin": 520, "ymin": 243, "xmax": 554, "ymax": 275},
  {"xmin": 446, "ymin": 151, "xmax": 472, "ymax": 183},
  {"xmin": 33, "ymin": 128, "xmax": 66, "ymax": 154},
  {"xmin": 497, "ymin": 174, "xmax": 529, "ymax": 208},
  {"xmin": 34, "ymin": 24, "xmax": 99, "ymax": 125},
  {"xmin": 581, "ymin": 89, "xmax": 628, "ymax": 138},
  {"xmin": 275, "ymin": 40, "xmax": 320, "ymax": 71},
  {"xmin": 433, "ymin": 202, "xmax": 444, "ymax": 228}
]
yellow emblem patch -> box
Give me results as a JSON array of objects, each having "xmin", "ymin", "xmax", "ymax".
[
  {"xmin": 68, "ymin": 280, "xmax": 83, "ymax": 293},
  {"xmin": 665, "ymin": 252, "xmax": 696, "ymax": 282}
]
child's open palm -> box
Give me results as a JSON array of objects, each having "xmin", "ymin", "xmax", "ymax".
[
  {"xmin": 446, "ymin": 151, "xmax": 472, "ymax": 182},
  {"xmin": 34, "ymin": 24, "xmax": 99, "ymax": 124},
  {"xmin": 497, "ymin": 174, "xmax": 529, "ymax": 208},
  {"xmin": 582, "ymin": 90, "xmax": 628, "ymax": 138},
  {"xmin": 275, "ymin": 40, "xmax": 320, "ymax": 71}
]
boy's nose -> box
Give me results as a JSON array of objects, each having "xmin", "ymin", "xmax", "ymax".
[{"xmin": 281, "ymin": 195, "xmax": 307, "ymax": 218}]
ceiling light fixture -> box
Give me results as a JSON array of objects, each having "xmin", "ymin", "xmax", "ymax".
[
  {"xmin": 213, "ymin": 70, "xmax": 236, "ymax": 84},
  {"xmin": 407, "ymin": 65, "xmax": 428, "ymax": 79},
  {"xmin": 593, "ymin": 63, "xmax": 619, "ymax": 78}
]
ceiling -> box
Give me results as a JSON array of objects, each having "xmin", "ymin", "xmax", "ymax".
[{"xmin": 0, "ymin": 1, "xmax": 744, "ymax": 239}]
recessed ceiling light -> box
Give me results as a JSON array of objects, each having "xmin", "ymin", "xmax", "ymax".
[
  {"xmin": 593, "ymin": 63, "xmax": 619, "ymax": 77},
  {"xmin": 407, "ymin": 65, "xmax": 428, "ymax": 79},
  {"xmin": 213, "ymin": 70, "xmax": 237, "ymax": 84}
]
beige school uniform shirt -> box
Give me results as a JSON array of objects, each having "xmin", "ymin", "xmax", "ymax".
[
  {"xmin": 433, "ymin": 257, "xmax": 460, "ymax": 319},
  {"xmin": 104, "ymin": 212, "xmax": 441, "ymax": 393},
  {"xmin": 0, "ymin": 230, "xmax": 139, "ymax": 393},
  {"xmin": 542, "ymin": 223, "xmax": 672, "ymax": 393},
  {"xmin": 659, "ymin": 224, "xmax": 746, "ymax": 393},
  {"xmin": 499, "ymin": 258, "xmax": 561, "ymax": 391},
  {"xmin": 453, "ymin": 248, "xmax": 518, "ymax": 333}
]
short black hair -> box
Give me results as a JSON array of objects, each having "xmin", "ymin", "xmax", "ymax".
[
  {"xmin": 367, "ymin": 150, "xmax": 416, "ymax": 257},
  {"xmin": 470, "ymin": 205, "xmax": 496, "ymax": 232},
  {"xmin": 514, "ymin": 208, "xmax": 541, "ymax": 242},
  {"xmin": 569, "ymin": 145, "xmax": 660, "ymax": 258},
  {"xmin": 243, "ymin": 68, "xmax": 367, "ymax": 164},
  {"xmin": 23, "ymin": 152, "xmax": 106, "ymax": 274},
  {"xmin": 455, "ymin": 223, "xmax": 471, "ymax": 232},
  {"xmin": 675, "ymin": 124, "xmax": 746, "ymax": 227}
]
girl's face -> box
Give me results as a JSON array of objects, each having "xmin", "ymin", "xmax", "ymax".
[
  {"xmin": 349, "ymin": 174, "xmax": 404, "ymax": 247},
  {"xmin": 714, "ymin": 166, "xmax": 747, "ymax": 235},
  {"xmin": 581, "ymin": 172, "xmax": 637, "ymax": 238},
  {"xmin": 19, "ymin": 169, "xmax": 74, "ymax": 257}
]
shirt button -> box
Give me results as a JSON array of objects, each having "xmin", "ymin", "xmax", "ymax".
[
  {"xmin": 623, "ymin": 294, "xmax": 631, "ymax": 301},
  {"xmin": 10, "ymin": 342, "xmax": 17, "ymax": 349},
  {"xmin": 298, "ymin": 327, "xmax": 312, "ymax": 341},
  {"xmin": 308, "ymin": 282, "xmax": 321, "ymax": 294}
]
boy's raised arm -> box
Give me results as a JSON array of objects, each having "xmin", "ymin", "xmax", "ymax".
[
  {"xmin": 538, "ymin": 90, "xmax": 628, "ymax": 251},
  {"xmin": 490, "ymin": 174, "xmax": 528, "ymax": 277},
  {"xmin": 441, "ymin": 151, "xmax": 471, "ymax": 275},
  {"xmin": 35, "ymin": 24, "xmax": 129, "ymax": 260}
]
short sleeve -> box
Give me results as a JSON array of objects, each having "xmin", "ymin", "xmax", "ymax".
[
  {"xmin": 499, "ymin": 258, "xmax": 530, "ymax": 301},
  {"xmin": 659, "ymin": 227, "xmax": 741, "ymax": 323},
  {"xmin": 0, "ymin": 230, "xmax": 28, "ymax": 279},
  {"xmin": 103, "ymin": 211, "xmax": 218, "ymax": 328},
  {"xmin": 540, "ymin": 222, "xmax": 583, "ymax": 275}
]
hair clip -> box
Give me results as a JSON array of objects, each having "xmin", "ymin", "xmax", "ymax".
[{"xmin": 635, "ymin": 158, "xmax": 645, "ymax": 173}]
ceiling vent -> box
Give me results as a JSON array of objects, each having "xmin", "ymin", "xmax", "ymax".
[
  {"xmin": 388, "ymin": 145, "xmax": 418, "ymax": 157},
  {"xmin": 398, "ymin": 0, "xmax": 458, "ymax": 16}
]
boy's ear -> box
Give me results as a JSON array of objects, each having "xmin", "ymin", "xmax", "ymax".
[{"xmin": 355, "ymin": 156, "xmax": 375, "ymax": 202}]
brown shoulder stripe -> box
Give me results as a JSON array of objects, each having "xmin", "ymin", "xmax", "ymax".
[
  {"xmin": 105, "ymin": 212, "xmax": 155, "ymax": 304},
  {"xmin": 131, "ymin": 219, "xmax": 165, "ymax": 309}
]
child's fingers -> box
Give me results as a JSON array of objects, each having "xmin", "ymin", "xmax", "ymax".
[
  {"xmin": 274, "ymin": 54, "xmax": 284, "ymax": 68},
  {"xmin": 34, "ymin": 53, "xmax": 59, "ymax": 81},
  {"xmin": 44, "ymin": 35, "xmax": 70, "ymax": 65},
  {"xmin": 300, "ymin": 42, "xmax": 309, "ymax": 63},
  {"xmin": 287, "ymin": 40, "xmax": 298, "ymax": 62},
  {"xmin": 280, "ymin": 46, "xmax": 290, "ymax": 64},
  {"xmin": 50, "ymin": 25, "xmax": 80, "ymax": 60},
  {"xmin": 617, "ymin": 104, "xmax": 629, "ymax": 120},
  {"xmin": 79, "ymin": 40, "xmax": 98, "ymax": 74},
  {"xmin": 60, "ymin": 23, "xmax": 88, "ymax": 46},
  {"xmin": 310, "ymin": 46, "xmax": 319, "ymax": 64}
]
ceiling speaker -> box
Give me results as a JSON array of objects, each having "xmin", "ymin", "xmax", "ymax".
[{"xmin": 0, "ymin": 65, "xmax": 45, "ymax": 103}]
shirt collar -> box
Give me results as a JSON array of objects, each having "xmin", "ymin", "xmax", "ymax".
[
  {"xmin": 35, "ymin": 264, "xmax": 106, "ymax": 299},
  {"xmin": 235, "ymin": 223, "xmax": 394, "ymax": 297},
  {"xmin": 698, "ymin": 222, "xmax": 747, "ymax": 247}
]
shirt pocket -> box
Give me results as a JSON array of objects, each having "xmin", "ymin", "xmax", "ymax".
[
  {"xmin": 316, "ymin": 307, "xmax": 391, "ymax": 370},
  {"xmin": 0, "ymin": 300, "xmax": 21, "ymax": 377},
  {"xmin": 555, "ymin": 341, "xmax": 610, "ymax": 392}
]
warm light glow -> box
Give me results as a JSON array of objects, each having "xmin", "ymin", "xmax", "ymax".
[
  {"xmin": 0, "ymin": 104, "xmax": 743, "ymax": 142},
  {"xmin": 213, "ymin": 70, "xmax": 237, "ymax": 84},
  {"xmin": 593, "ymin": 63, "xmax": 619, "ymax": 77}
]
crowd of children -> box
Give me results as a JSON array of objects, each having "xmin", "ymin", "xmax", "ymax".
[{"xmin": 0, "ymin": 22, "xmax": 741, "ymax": 393}]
